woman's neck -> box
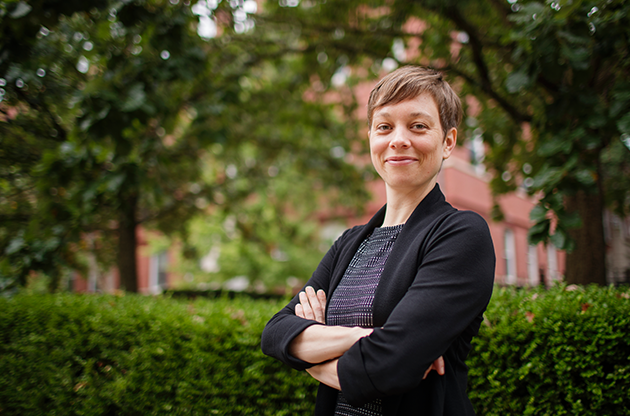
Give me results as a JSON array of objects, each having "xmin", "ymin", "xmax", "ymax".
[{"xmin": 382, "ymin": 183, "xmax": 435, "ymax": 227}]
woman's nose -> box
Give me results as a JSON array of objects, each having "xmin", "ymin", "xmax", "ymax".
[{"xmin": 389, "ymin": 129, "xmax": 410, "ymax": 149}]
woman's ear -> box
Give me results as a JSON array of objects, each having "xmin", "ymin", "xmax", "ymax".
[{"xmin": 443, "ymin": 128, "xmax": 457, "ymax": 159}]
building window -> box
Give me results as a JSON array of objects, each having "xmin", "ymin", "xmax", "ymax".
[
  {"xmin": 547, "ymin": 244, "xmax": 558, "ymax": 282},
  {"xmin": 468, "ymin": 132, "xmax": 486, "ymax": 175},
  {"xmin": 527, "ymin": 245, "xmax": 539, "ymax": 286},
  {"xmin": 149, "ymin": 250, "xmax": 169, "ymax": 294},
  {"xmin": 504, "ymin": 229, "xmax": 517, "ymax": 285}
]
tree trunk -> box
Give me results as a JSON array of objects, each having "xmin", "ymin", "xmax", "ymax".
[
  {"xmin": 564, "ymin": 188, "xmax": 607, "ymax": 285},
  {"xmin": 48, "ymin": 266, "xmax": 61, "ymax": 293},
  {"xmin": 117, "ymin": 193, "xmax": 139, "ymax": 292}
]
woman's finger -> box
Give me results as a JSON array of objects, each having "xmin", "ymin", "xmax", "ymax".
[
  {"xmin": 435, "ymin": 356, "xmax": 445, "ymax": 375},
  {"xmin": 295, "ymin": 303, "xmax": 304, "ymax": 319},
  {"xmin": 299, "ymin": 291, "xmax": 315, "ymax": 320},
  {"xmin": 314, "ymin": 289, "xmax": 327, "ymax": 324},
  {"xmin": 422, "ymin": 356, "xmax": 445, "ymax": 380},
  {"xmin": 317, "ymin": 289, "xmax": 327, "ymax": 311},
  {"xmin": 305, "ymin": 286, "xmax": 325, "ymax": 323}
]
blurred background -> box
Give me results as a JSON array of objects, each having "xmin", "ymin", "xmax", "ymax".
[{"xmin": 2, "ymin": 0, "xmax": 629, "ymax": 296}]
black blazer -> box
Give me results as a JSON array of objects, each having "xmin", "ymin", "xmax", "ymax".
[{"xmin": 261, "ymin": 185, "xmax": 495, "ymax": 415}]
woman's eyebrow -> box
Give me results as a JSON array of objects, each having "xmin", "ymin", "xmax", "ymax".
[
  {"xmin": 407, "ymin": 111, "xmax": 435, "ymax": 120},
  {"xmin": 373, "ymin": 110, "xmax": 391, "ymax": 120},
  {"xmin": 373, "ymin": 110, "xmax": 435, "ymax": 120}
]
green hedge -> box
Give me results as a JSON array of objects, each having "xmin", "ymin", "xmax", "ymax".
[
  {"xmin": 468, "ymin": 285, "xmax": 630, "ymax": 415},
  {"xmin": 0, "ymin": 294, "xmax": 318, "ymax": 415},
  {"xmin": 1, "ymin": 286, "xmax": 629, "ymax": 415}
]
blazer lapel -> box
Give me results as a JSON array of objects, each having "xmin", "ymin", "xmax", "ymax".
[
  {"xmin": 372, "ymin": 185, "xmax": 454, "ymax": 326},
  {"xmin": 328, "ymin": 205, "xmax": 387, "ymax": 295}
]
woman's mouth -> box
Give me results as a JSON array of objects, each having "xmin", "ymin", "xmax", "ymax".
[{"xmin": 385, "ymin": 156, "xmax": 417, "ymax": 165}]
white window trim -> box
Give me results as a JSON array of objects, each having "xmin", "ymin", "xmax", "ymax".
[
  {"xmin": 547, "ymin": 244, "xmax": 558, "ymax": 282},
  {"xmin": 527, "ymin": 245, "xmax": 539, "ymax": 286},
  {"xmin": 149, "ymin": 251, "xmax": 168, "ymax": 295},
  {"xmin": 504, "ymin": 229, "xmax": 517, "ymax": 285}
]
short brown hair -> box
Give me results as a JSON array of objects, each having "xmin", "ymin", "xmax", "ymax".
[{"xmin": 367, "ymin": 66, "xmax": 462, "ymax": 136}]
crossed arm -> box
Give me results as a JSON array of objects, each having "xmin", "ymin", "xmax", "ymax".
[{"xmin": 290, "ymin": 286, "xmax": 445, "ymax": 390}]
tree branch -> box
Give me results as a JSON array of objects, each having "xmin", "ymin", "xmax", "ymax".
[
  {"xmin": 15, "ymin": 89, "xmax": 68, "ymax": 141},
  {"xmin": 432, "ymin": 5, "xmax": 532, "ymax": 123},
  {"xmin": 486, "ymin": 0, "xmax": 514, "ymax": 27},
  {"xmin": 0, "ymin": 214, "xmax": 32, "ymax": 223},
  {"xmin": 442, "ymin": 64, "xmax": 532, "ymax": 123}
]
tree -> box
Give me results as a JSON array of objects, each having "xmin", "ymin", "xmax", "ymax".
[
  {"xmin": 0, "ymin": 0, "xmax": 110, "ymax": 291},
  {"xmin": 0, "ymin": 0, "xmax": 369, "ymax": 292},
  {"xmin": 259, "ymin": 0, "xmax": 630, "ymax": 285}
]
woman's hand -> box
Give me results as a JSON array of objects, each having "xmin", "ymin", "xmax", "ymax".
[
  {"xmin": 304, "ymin": 345, "xmax": 443, "ymax": 390},
  {"xmin": 289, "ymin": 324, "xmax": 372, "ymax": 364},
  {"xmin": 292, "ymin": 287, "xmax": 368, "ymax": 364},
  {"xmin": 306, "ymin": 358, "xmax": 341, "ymax": 390},
  {"xmin": 294, "ymin": 286, "xmax": 445, "ymax": 380},
  {"xmin": 295, "ymin": 286, "xmax": 327, "ymax": 324},
  {"xmin": 423, "ymin": 356, "xmax": 445, "ymax": 379}
]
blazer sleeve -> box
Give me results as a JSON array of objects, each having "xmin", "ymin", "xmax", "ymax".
[
  {"xmin": 337, "ymin": 211, "xmax": 495, "ymax": 406},
  {"xmin": 260, "ymin": 228, "xmax": 352, "ymax": 371}
]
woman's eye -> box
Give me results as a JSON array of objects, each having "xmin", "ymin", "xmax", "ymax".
[
  {"xmin": 376, "ymin": 125, "xmax": 391, "ymax": 131},
  {"xmin": 412, "ymin": 124, "xmax": 427, "ymax": 130}
]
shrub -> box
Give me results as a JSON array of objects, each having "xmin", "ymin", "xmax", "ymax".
[
  {"xmin": 468, "ymin": 285, "xmax": 630, "ymax": 415},
  {"xmin": 0, "ymin": 293, "xmax": 317, "ymax": 415},
  {"xmin": 1, "ymin": 285, "xmax": 629, "ymax": 415}
]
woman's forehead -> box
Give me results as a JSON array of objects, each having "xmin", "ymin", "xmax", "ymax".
[{"xmin": 372, "ymin": 94, "xmax": 440, "ymax": 120}]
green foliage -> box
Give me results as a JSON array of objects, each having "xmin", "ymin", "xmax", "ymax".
[
  {"xmin": 257, "ymin": 0, "xmax": 630, "ymax": 284},
  {"xmin": 1, "ymin": 0, "xmax": 370, "ymax": 291},
  {"xmin": 469, "ymin": 285, "xmax": 630, "ymax": 415},
  {"xmin": 418, "ymin": 0, "xmax": 630, "ymax": 257},
  {"xmin": 1, "ymin": 287, "xmax": 629, "ymax": 414},
  {"xmin": 602, "ymin": 137, "xmax": 630, "ymax": 217},
  {"xmin": 170, "ymin": 210, "xmax": 327, "ymax": 290},
  {"xmin": 0, "ymin": 293, "xmax": 318, "ymax": 415}
]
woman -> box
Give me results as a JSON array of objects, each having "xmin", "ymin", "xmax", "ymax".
[{"xmin": 261, "ymin": 66, "xmax": 495, "ymax": 415}]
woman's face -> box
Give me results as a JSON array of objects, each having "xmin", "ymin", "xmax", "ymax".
[{"xmin": 369, "ymin": 93, "xmax": 457, "ymax": 196}]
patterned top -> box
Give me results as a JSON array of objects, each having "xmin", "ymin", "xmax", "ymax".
[{"xmin": 327, "ymin": 224, "xmax": 405, "ymax": 416}]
